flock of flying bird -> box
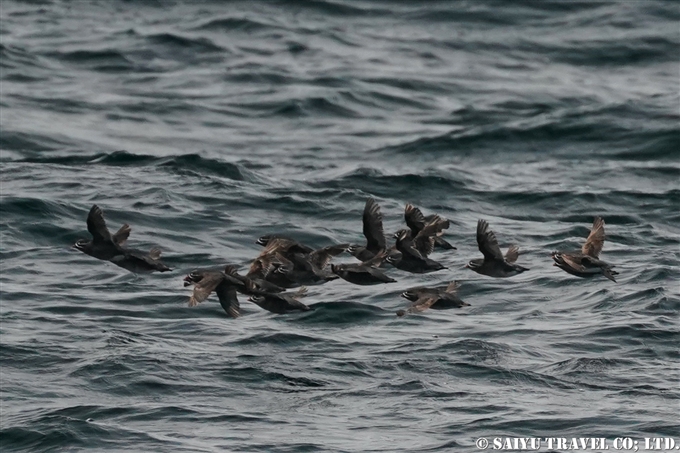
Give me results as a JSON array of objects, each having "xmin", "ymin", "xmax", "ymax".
[{"xmin": 73, "ymin": 199, "xmax": 619, "ymax": 317}]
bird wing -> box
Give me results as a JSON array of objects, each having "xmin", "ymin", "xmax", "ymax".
[
  {"xmin": 86, "ymin": 205, "xmax": 112, "ymax": 243},
  {"xmin": 214, "ymin": 282, "xmax": 240, "ymax": 318},
  {"xmin": 582, "ymin": 217, "xmax": 605, "ymax": 258},
  {"xmin": 112, "ymin": 223, "xmax": 131, "ymax": 245},
  {"xmin": 505, "ymin": 245, "xmax": 520, "ymax": 263},
  {"xmin": 224, "ymin": 265, "xmax": 241, "ymax": 277},
  {"xmin": 363, "ymin": 198, "xmax": 386, "ymax": 252},
  {"xmin": 407, "ymin": 295, "xmax": 439, "ymax": 314},
  {"xmin": 294, "ymin": 286, "xmax": 308, "ymax": 299},
  {"xmin": 412, "ymin": 216, "xmax": 446, "ymax": 257},
  {"xmin": 476, "ymin": 219, "xmax": 504, "ymax": 261},
  {"xmin": 309, "ymin": 243, "xmax": 349, "ymax": 269},
  {"xmin": 148, "ymin": 247, "xmax": 162, "ymax": 260},
  {"xmin": 404, "ymin": 203, "xmax": 426, "ymax": 234},
  {"xmin": 444, "ymin": 281, "xmax": 461, "ymax": 294},
  {"xmin": 247, "ymin": 258, "xmax": 265, "ymax": 278},
  {"xmin": 189, "ymin": 272, "xmax": 224, "ymax": 307}
]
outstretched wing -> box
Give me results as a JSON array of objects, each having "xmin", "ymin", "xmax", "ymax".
[
  {"xmin": 112, "ymin": 223, "xmax": 131, "ymax": 245},
  {"xmin": 505, "ymin": 245, "xmax": 520, "ymax": 263},
  {"xmin": 309, "ymin": 243, "xmax": 349, "ymax": 269},
  {"xmin": 582, "ymin": 217, "xmax": 605, "ymax": 258},
  {"xmin": 148, "ymin": 247, "xmax": 162, "ymax": 261},
  {"xmin": 406, "ymin": 295, "xmax": 438, "ymax": 314},
  {"xmin": 87, "ymin": 205, "xmax": 112, "ymax": 243},
  {"xmin": 214, "ymin": 282, "xmax": 240, "ymax": 318},
  {"xmin": 413, "ymin": 216, "xmax": 448, "ymax": 257},
  {"xmin": 189, "ymin": 272, "xmax": 224, "ymax": 307},
  {"xmin": 404, "ymin": 203, "xmax": 427, "ymax": 235},
  {"xmin": 363, "ymin": 198, "xmax": 386, "ymax": 252},
  {"xmin": 444, "ymin": 281, "xmax": 461, "ymax": 294},
  {"xmin": 476, "ymin": 219, "xmax": 504, "ymax": 261}
]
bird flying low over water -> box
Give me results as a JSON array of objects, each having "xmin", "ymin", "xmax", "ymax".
[
  {"xmin": 74, "ymin": 205, "xmax": 171, "ymax": 273},
  {"xmin": 403, "ymin": 203, "xmax": 456, "ymax": 250},
  {"xmin": 331, "ymin": 251, "xmax": 396, "ymax": 285},
  {"xmin": 244, "ymin": 280, "xmax": 311, "ymax": 314},
  {"xmin": 386, "ymin": 216, "xmax": 448, "ymax": 273},
  {"xmin": 552, "ymin": 217, "xmax": 618, "ymax": 282},
  {"xmin": 467, "ymin": 219, "xmax": 528, "ymax": 278},
  {"xmin": 396, "ymin": 281, "xmax": 469, "ymax": 316}
]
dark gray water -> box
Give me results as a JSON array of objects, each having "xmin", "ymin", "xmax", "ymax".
[{"xmin": 1, "ymin": 1, "xmax": 679, "ymax": 452}]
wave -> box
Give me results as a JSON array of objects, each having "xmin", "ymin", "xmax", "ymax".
[{"xmin": 11, "ymin": 151, "xmax": 250, "ymax": 181}]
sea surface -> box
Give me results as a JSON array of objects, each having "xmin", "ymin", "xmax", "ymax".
[{"xmin": 1, "ymin": 1, "xmax": 679, "ymax": 452}]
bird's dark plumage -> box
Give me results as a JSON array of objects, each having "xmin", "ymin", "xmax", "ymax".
[
  {"xmin": 330, "ymin": 252, "xmax": 396, "ymax": 285},
  {"xmin": 396, "ymin": 281, "xmax": 469, "ymax": 316},
  {"xmin": 245, "ymin": 281, "xmax": 310, "ymax": 314},
  {"xmin": 466, "ymin": 219, "xmax": 528, "ymax": 278},
  {"xmin": 74, "ymin": 205, "xmax": 171, "ymax": 273},
  {"xmin": 552, "ymin": 217, "xmax": 618, "ymax": 282}
]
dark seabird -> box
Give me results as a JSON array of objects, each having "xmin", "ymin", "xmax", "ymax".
[
  {"xmin": 393, "ymin": 214, "xmax": 448, "ymax": 258},
  {"xmin": 244, "ymin": 281, "xmax": 310, "ymax": 314},
  {"xmin": 348, "ymin": 198, "xmax": 387, "ymax": 262},
  {"xmin": 73, "ymin": 204, "xmax": 132, "ymax": 261},
  {"xmin": 385, "ymin": 250, "xmax": 446, "ymax": 274},
  {"xmin": 330, "ymin": 251, "xmax": 396, "ymax": 285},
  {"xmin": 552, "ymin": 217, "xmax": 618, "ymax": 282},
  {"xmin": 385, "ymin": 218, "xmax": 448, "ymax": 273},
  {"xmin": 183, "ymin": 269, "xmax": 244, "ymax": 318},
  {"xmin": 74, "ymin": 204, "xmax": 171, "ymax": 273},
  {"xmin": 466, "ymin": 219, "xmax": 528, "ymax": 278},
  {"xmin": 404, "ymin": 203, "xmax": 456, "ymax": 250},
  {"xmin": 268, "ymin": 252, "xmax": 339, "ymax": 286},
  {"xmin": 396, "ymin": 281, "xmax": 469, "ymax": 316}
]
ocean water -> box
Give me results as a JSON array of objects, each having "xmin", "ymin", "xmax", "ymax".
[{"xmin": 1, "ymin": 1, "xmax": 679, "ymax": 452}]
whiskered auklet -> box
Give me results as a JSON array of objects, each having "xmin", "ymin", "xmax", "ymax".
[
  {"xmin": 74, "ymin": 204, "xmax": 171, "ymax": 273},
  {"xmin": 268, "ymin": 252, "xmax": 339, "ymax": 286},
  {"xmin": 348, "ymin": 198, "xmax": 387, "ymax": 262},
  {"xmin": 331, "ymin": 251, "xmax": 396, "ymax": 285},
  {"xmin": 183, "ymin": 269, "xmax": 245, "ymax": 318},
  {"xmin": 244, "ymin": 280, "xmax": 310, "ymax": 314},
  {"xmin": 394, "ymin": 214, "xmax": 449, "ymax": 258},
  {"xmin": 404, "ymin": 203, "xmax": 456, "ymax": 250},
  {"xmin": 386, "ymin": 218, "xmax": 448, "ymax": 273},
  {"xmin": 396, "ymin": 281, "xmax": 469, "ymax": 316},
  {"xmin": 552, "ymin": 217, "xmax": 618, "ymax": 282},
  {"xmin": 466, "ymin": 219, "xmax": 528, "ymax": 278}
]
